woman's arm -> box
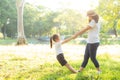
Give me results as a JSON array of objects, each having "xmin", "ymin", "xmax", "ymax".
[
  {"xmin": 72, "ymin": 25, "xmax": 92, "ymax": 39},
  {"xmin": 61, "ymin": 25, "xmax": 92, "ymax": 44},
  {"xmin": 61, "ymin": 36, "xmax": 75, "ymax": 44}
]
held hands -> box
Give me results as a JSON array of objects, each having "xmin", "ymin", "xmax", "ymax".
[
  {"xmin": 62, "ymin": 30, "xmax": 81, "ymax": 44},
  {"xmin": 71, "ymin": 26, "xmax": 91, "ymax": 39},
  {"xmin": 62, "ymin": 33, "xmax": 79, "ymax": 44},
  {"xmin": 62, "ymin": 26, "xmax": 91, "ymax": 44},
  {"xmin": 62, "ymin": 35, "xmax": 77, "ymax": 44}
]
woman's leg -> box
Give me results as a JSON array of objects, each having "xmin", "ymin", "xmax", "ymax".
[
  {"xmin": 79, "ymin": 44, "xmax": 90, "ymax": 71},
  {"xmin": 89, "ymin": 43, "xmax": 100, "ymax": 71},
  {"xmin": 65, "ymin": 63, "xmax": 77, "ymax": 73}
]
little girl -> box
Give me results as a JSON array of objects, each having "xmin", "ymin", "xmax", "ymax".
[{"xmin": 50, "ymin": 34, "xmax": 77, "ymax": 73}]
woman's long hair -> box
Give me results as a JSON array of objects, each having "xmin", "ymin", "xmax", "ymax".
[
  {"xmin": 50, "ymin": 37, "xmax": 53, "ymax": 48},
  {"xmin": 89, "ymin": 14, "xmax": 99, "ymax": 23}
]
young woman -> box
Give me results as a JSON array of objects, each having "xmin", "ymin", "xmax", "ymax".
[
  {"xmin": 50, "ymin": 34, "xmax": 77, "ymax": 73},
  {"xmin": 74, "ymin": 10, "xmax": 101, "ymax": 73}
]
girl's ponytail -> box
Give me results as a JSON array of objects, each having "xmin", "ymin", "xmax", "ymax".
[
  {"xmin": 50, "ymin": 37, "xmax": 53, "ymax": 48},
  {"xmin": 50, "ymin": 34, "xmax": 58, "ymax": 48}
]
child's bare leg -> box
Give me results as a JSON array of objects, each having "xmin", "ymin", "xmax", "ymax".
[{"xmin": 65, "ymin": 63, "xmax": 77, "ymax": 73}]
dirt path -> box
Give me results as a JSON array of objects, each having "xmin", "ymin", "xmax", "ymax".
[
  {"xmin": 0, "ymin": 44, "xmax": 120, "ymax": 56},
  {"xmin": 62, "ymin": 44, "xmax": 120, "ymax": 55}
]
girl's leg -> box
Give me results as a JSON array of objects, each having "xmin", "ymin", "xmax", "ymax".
[
  {"xmin": 79, "ymin": 44, "xmax": 90, "ymax": 71},
  {"xmin": 65, "ymin": 63, "xmax": 77, "ymax": 73},
  {"xmin": 89, "ymin": 43, "xmax": 101, "ymax": 71},
  {"xmin": 57, "ymin": 54, "xmax": 77, "ymax": 73}
]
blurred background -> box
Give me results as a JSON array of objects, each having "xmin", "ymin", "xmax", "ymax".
[
  {"xmin": 0, "ymin": 0, "xmax": 120, "ymax": 45},
  {"xmin": 0, "ymin": 1, "xmax": 120, "ymax": 80}
]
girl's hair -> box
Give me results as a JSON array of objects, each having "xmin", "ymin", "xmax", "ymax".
[
  {"xmin": 50, "ymin": 34, "xmax": 59, "ymax": 48},
  {"xmin": 89, "ymin": 14, "xmax": 99, "ymax": 23}
]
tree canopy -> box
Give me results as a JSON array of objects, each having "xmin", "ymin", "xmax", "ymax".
[
  {"xmin": 0, "ymin": 0, "xmax": 120, "ymax": 39},
  {"xmin": 97, "ymin": 0, "xmax": 120, "ymax": 37}
]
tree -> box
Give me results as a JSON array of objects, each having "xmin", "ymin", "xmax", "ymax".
[
  {"xmin": 23, "ymin": 4, "xmax": 55, "ymax": 38},
  {"xmin": 53, "ymin": 9, "xmax": 85, "ymax": 35},
  {"xmin": 0, "ymin": 0, "xmax": 16, "ymax": 39},
  {"xmin": 97, "ymin": 0, "xmax": 120, "ymax": 37},
  {"xmin": 23, "ymin": 3, "xmax": 39, "ymax": 38},
  {"xmin": 33, "ymin": 9, "xmax": 56, "ymax": 37},
  {"xmin": 16, "ymin": 0, "xmax": 27, "ymax": 45}
]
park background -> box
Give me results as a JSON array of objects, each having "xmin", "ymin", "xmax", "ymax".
[{"xmin": 0, "ymin": 0, "xmax": 120, "ymax": 80}]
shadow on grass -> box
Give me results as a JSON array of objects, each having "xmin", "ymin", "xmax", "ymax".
[
  {"xmin": 75, "ymin": 71, "xmax": 101, "ymax": 80},
  {"xmin": 37, "ymin": 64, "xmax": 74, "ymax": 80},
  {"xmin": 38, "ymin": 62, "xmax": 101, "ymax": 80}
]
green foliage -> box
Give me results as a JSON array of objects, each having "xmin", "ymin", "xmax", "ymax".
[
  {"xmin": 1, "ymin": 1, "xmax": 86, "ymax": 38},
  {"xmin": 0, "ymin": 0, "xmax": 17, "ymax": 38},
  {"xmin": 53, "ymin": 9, "xmax": 85, "ymax": 35},
  {"xmin": 0, "ymin": 0, "xmax": 120, "ymax": 43},
  {"xmin": 97, "ymin": 0, "xmax": 120, "ymax": 37},
  {"xmin": 0, "ymin": 32, "xmax": 3, "ymax": 38}
]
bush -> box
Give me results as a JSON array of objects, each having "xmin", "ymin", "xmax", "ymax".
[{"xmin": 0, "ymin": 32, "xmax": 3, "ymax": 39}]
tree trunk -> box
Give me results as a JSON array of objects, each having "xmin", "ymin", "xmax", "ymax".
[
  {"xmin": 16, "ymin": 0, "xmax": 27, "ymax": 45},
  {"xmin": 113, "ymin": 20, "xmax": 118, "ymax": 37},
  {"xmin": 113, "ymin": 27, "xmax": 118, "ymax": 37},
  {"xmin": 1, "ymin": 24, "xmax": 6, "ymax": 39}
]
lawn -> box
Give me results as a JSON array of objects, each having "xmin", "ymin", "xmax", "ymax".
[{"xmin": 0, "ymin": 44, "xmax": 120, "ymax": 80}]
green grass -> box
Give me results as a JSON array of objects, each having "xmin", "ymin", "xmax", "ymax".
[
  {"xmin": 0, "ymin": 38, "xmax": 48, "ymax": 45},
  {"xmin": 0, "ymin": 38, "xmax": 16, "ymax": 45},
  {"xmin": 0, "ymin": 47, "xmax": 120, "ymax": 80},
  {"xmin": 0, "ymin": 37, "xmax": 120, "ymax": 45}
]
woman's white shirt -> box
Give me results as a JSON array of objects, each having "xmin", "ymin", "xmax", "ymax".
[{"xmin": 87, "ymin": 20, "xmax": 100, "ymax": 43}]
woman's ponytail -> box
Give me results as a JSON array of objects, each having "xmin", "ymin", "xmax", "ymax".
[{"xmin": 50, "ymin": 37, "xmax": 53, "ymax": 48}]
